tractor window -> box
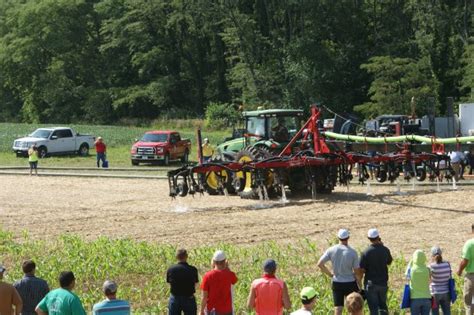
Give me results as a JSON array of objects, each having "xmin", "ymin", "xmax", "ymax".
[
  {"xmin": 246, "ymin": 117, "xmax": 266, "ymax": 137},
  {"xmin": 270, "ymin": 116, "xmax": 299, "ymax": 141}
]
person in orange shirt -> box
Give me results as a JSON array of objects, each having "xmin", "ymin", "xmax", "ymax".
[
  {"xmin": 247, "ymin": 259, "xmax": 291, "ymax": 315},
  {"xmin": 0, "ymin": 264, "xmax": 23, "ymax": 315}
]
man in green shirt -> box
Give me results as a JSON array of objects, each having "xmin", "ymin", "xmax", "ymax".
[
  {"xmin": 36, "ymin": 271, "xmax": 86, "ymax": 315},
  {"xmin": 457, "ymin": 224, "xmax": 474, "ymax": 315}
]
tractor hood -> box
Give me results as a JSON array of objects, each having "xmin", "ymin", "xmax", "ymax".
[{"xmin": 216, "ymin": 137, "xmax": 282, "ymax": 154}]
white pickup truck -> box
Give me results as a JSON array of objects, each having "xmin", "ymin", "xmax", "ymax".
[{"xmin": 12, "ymin": 127, "xmax": 96, "ymax": 158}]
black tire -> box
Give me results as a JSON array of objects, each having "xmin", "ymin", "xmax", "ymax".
[
  {"xmin": 202, "ymin": 155, "xmax": 236, "ymax": 195},
  {"xmin": 163, "ymin": 153, "xmax": 170, "ymax": 166},
  {"xmin": 181, "ymin": 150, "xmax": 189, "ymax": 164},
  {"xmin": 177, "ymin": 181, "xmax": 189, "ymax": 197},
  {"xmin": 78, "ymin": 143, "xmax": 89, "ymax": 156},
  {"xmin": 38, "ymin": 146, "xmax": 47, "ymax": 158},
  {"xmin": 131, "ymin": 160, "xmax": 139, "ymax": 166},
  {"xmin": 375, "ymin": 168, "xmax": 387, "ymax": 183},
  {"xmin": 416, "ymin": 168, "xmax": 427, "ymax": 181},
  {"xmin": 235, "ymin": 146, "xmax": 273, "ymax": 199}
]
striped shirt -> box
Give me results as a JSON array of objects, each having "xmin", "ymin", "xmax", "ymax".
[
  {"xmin": 92, "ymin": 299, "xmax": 131, "ymax": 315},
  {"xmin": 13, "ymin": 274, "xmax": 49, "ymax": 315},
  {"xmin": 430, "ymin": 261, "xmax": 451, "ymax": 294}
]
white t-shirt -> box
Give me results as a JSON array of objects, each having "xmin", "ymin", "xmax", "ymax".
[{"xmin": 290, "ymin": 309, "xmax": 312, "ymax": 315}]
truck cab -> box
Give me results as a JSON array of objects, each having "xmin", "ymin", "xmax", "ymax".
[
  {"xmin": 130, "ymin": 131, "xmax": 191, "ymax": 166},
  {"xmin": 12, "ymin": 127, "xmax": 95, "ymax": 157}
]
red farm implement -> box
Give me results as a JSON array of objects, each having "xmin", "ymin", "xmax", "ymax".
[{"xmin": 167, "ymin": 106, "xmax": 474, "ymax": 200}]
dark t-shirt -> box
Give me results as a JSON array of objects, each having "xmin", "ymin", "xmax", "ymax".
[
  {"xmin": 166, "ymin": 262, "xmax": 199, "ymax": 296},
  {"xmin": 14, "ymin": 275, "xmax": 49, "ymax": 315},
  {"xmin": 360, "ymin": 243, "xmax": 393, "ymax": 286}
]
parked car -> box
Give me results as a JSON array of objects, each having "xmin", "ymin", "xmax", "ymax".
[
  {"xmin": 12, "ymin": 127, "xmax": 95, "ymax": 158},
  {"xmin": 131, "ymin": 131, "xmax": 191, "ymax": 166}
]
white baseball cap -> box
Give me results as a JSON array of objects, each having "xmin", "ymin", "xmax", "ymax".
[
  {"xmin": 368, "ymin": 228, "xmax": 380, "ymax": 239},
  {"xmin": 212, "ymin": 250, "xmax": 226, "ymax": 262},
  {"xmin": 337, "ymin": 229, "xmax": 350, "ymax": 239}
]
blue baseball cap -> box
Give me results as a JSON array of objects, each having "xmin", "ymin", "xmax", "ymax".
[{"xmin": 263, "ymin": 259, "xmax": 277, "ymax": 273}]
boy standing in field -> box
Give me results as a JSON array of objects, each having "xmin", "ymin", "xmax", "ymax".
[
  {"xmin": 95, "ymin": 137, "xmax": 107, "ymax": 168},
  {"xmin": 290, "ymin": 287, "xmax": 318, "ymax": 315},
  {"xmin": 28, "ymin": 144, "xmax": 38, "ymax": 175}
]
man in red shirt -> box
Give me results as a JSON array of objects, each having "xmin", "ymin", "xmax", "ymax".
[
  {"xmin": 200, "ymin": 250, "xmax": 237, "ymax": 315},
  {"xmin": 95, "ymin": 137, "xmax": 107, "ymax": 168}
]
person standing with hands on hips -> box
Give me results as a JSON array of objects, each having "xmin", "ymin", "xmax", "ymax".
[
  {"xmin": 318, "ymin": 229, "xmax": 361, "ymax": 315},
  {"xmin": 95, "ymin": 137, "xmax": 107, "ymax": 168}
]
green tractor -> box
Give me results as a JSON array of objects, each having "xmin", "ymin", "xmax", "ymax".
[{"xmin": 203, "ymin": 108, "xmax": 309, "ymax": 198}]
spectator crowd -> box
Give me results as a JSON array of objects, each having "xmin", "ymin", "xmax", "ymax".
[{"xmin": 1, "ymin": 225, "xmax": 473, "ymax": 315}]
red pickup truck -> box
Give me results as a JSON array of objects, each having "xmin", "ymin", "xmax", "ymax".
[{"xmin": 131, "ymin": 131, "xmax": 191, "ymax": 166}]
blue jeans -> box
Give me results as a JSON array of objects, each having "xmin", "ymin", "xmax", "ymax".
[
  {"xmin": 168, "ymin": 295, "xmax": 196, "ymax": 315},
  {"xmin": 97, "ymin": 153, "xmax": 106, "ymax": 168},
  {"xmin": 365, "ymin": 283, "xmax": 388, "ymax": 315},
  {"xmin": 431, "ymin": 292, "xmax": 451, "ymax": 315},
  {"xmin": 410, "ymin": 298, "xmax": 431, "ymax": 315}
]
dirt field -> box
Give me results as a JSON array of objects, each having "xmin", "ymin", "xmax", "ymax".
[{"xmin": 0, "ymin": 175, "xmax": 473, "ymax": 261}]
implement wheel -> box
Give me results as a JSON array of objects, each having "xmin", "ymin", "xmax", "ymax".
[
  {"xmin": 234, "ymin": 146, "xmax": 274, "ymax": 199},
  {"xmin": 202, "ymin": 156, "xmax": 235, "ymax": 195}
]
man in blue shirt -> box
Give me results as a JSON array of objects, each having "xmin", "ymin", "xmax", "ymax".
[
  {"xmin": 13, "ymin": 260, "xmax": 49, "ymax": 315},
  {"xmin": 93, "ymin": 280, "xmax": 130, "ymax": 315}
]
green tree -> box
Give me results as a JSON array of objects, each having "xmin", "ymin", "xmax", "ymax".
[{"xmin": 355, "ymin": 56, "xmax": 439, "ymax": 118}]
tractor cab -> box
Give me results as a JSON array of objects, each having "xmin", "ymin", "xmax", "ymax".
[{"xmin": 217, "ymin": 109, "xmax": 304, "ymax": 154}]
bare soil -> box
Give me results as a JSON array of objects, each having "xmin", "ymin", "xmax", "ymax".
[{"xmin": 0, "ymin": 175, "xmax": 473, "ymax": 261}]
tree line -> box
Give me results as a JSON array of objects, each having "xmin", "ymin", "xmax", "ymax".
[{"xmin": 0, "ymin": 0, "xmax": 472, "ymax": 124}]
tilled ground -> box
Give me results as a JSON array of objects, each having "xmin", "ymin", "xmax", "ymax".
[{"xmin": 0, "ymin": 175, "xmax": 473, "ymax": 261}]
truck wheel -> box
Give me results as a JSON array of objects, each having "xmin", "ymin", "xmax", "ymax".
[
  {"xmin": 163, "ymin": 153, "xmax": 170, "ymax": 166},
  {"xmin": 131, "ymin": 160, "xmax": 139, "ymax": 166},
  {"xmin": 78, "ymin": 143, "xmax": 89, "ymax": 156},
  {"xmin": 181, "ymin": 150, "xmax": 189, "ymax": 164},
  {"xmin": 38, "ymin": 146, "xmax": 48, "ymax": 158}
]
